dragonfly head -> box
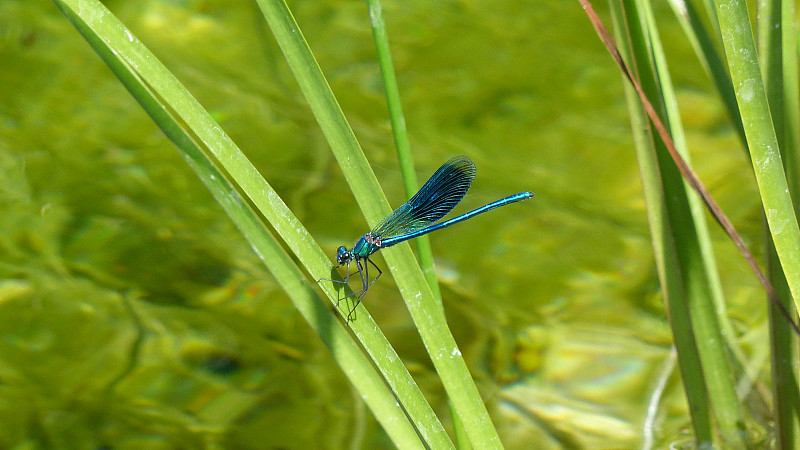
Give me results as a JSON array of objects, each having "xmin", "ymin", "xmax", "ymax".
[{"xmin": 336, "ymin": 246, "xmax": 351, "ymax": 266}]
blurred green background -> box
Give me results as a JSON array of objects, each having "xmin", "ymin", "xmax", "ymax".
[{"xmin": 0, "ymin": 0, "xmax": 765, "ymax": 448}]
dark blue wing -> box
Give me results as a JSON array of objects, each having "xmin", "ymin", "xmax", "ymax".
[{"xmin": 371, "ymin": 155, "xmax": 476, "ymax": 239}]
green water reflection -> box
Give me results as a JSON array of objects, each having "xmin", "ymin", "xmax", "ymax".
[{"xmin": 0, "ymin": 0, "xmax": 767, "ymax": 448}]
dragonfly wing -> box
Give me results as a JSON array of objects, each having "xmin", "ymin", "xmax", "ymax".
[{"xmin": 371, "ymin": 155, "xmax": 476, "ymax": 238}]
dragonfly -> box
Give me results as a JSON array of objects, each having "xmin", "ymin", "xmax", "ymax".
[{"xmin": 327, "ymin": 155, "xmax": 533, "ymax": 321}]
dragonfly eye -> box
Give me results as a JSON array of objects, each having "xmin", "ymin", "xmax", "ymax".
[{"xmin": 336, "ymin": 246, "xmax": 350, "ymax": 264}]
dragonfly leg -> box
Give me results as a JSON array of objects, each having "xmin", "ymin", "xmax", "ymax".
[
  {"xmin": 331, "ymin": 260, "xmax": 352, "ymax": 307},
  {"xmin": 346, "ymin": 258, "xmax": 368, "ymax": 322},
  {"xmin": 319, "ymin": 261, "xmax": 352, "ymax": 296},
  {"xmin": 345, "ymin": 257, "xmax": 384, "ymax": 322},
  {"xmin": 320, "ymin": 257, "xmax": 382, "ymax": 323},
  {"xmin": 365, "ymin": 258, "xmax": 382, "ymax": 291}
]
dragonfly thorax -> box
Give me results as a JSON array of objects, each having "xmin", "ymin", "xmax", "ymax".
[
  {"xmin": 336, "ymin": 234, "xmax": 385, "ymax": 264},
  {"xmin": 336, "ymin": 233, "xmax": 377, "ymax": 266}
]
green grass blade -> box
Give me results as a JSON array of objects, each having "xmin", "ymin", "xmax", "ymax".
[
  {"xmin": 610, "ymin": 0, "xmax": 751, "ymax": 445},
  {"xmin": 365, "ymin": 2, "xmax": 469, "ymax": 443},
  {"xmin": 669, "ymin": 0, "xmax": 774, "ymax": 398},
  {"xmin": 767, "ymin": 235, "xmax": 800, "ymax": 449},
  {"xmin": 667, "ymin": 0, "xmax": 746, "ymax": 146},
  {"xmin": 608, "ymin": 2, "xmax": 715, "ymax": 444},
  {"xmin": 52, "ymin": 0, "xmax": 445, "ymax": 447},
  {"xmin": 779, "ymin": 0, "xmax": 800, "ymax": 199},
  {"xmin": 637, "ymin": 5, "xmax": 750, "ymax": 446},
  {"xmin": 715, "ymin": 0, "xmax": 800, "ymax": 314},
  {"xmin": 365, "ymin": 0, "xmax": 443, "ymax": 304},
  {"xmin": 759, "ymin": 0, "xmax": 800, "ymax": 447},
  {"xmin": 254, "ymin": 0, "xmax": 502, "ymax": 447}
]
